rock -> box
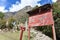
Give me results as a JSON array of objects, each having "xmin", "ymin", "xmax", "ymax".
[
  {"xmin": 0, "ymin": 29, "xmax": 1, "ymax": 32},
  {"xmin": 30, "ymin": 28, "xmax": 52, "ymax": 40}
]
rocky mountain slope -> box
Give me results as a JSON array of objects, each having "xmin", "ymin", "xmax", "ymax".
[
  {"xmin": 4, "ymin": 12, "xmax": 17, "ymax": 19},
  {"xmin": 14, "ymin": 6, "xmax": 32, "ymax": 20},
  {"xmin": 4, "ymin": 6, "xmax": 32, "ymax": 20}
]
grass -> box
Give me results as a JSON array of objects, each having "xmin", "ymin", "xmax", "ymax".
[
  {"xmin": 0, "ymin": 31, "xmax": 20, "ymax": 40},
  {"xmin": 23, "ymin": 31, "xmax": 28, "ymax": 40},
  {"xmin": 0, "ymin": 31, "xmax": 34, "ymax": 40}
]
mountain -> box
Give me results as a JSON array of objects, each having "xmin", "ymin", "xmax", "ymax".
[
  {"xmin": 4, "ymin": 12, "xmax": 17, "ymax": 19},
  {"xmin": 57, "ymin": 0, "xmax": 60, "ymax": 2},
  {"xmin": 4, "ymin": 6, "xmax": 32, "ymax": 20},
  {"xmin": 13, "ymin": 6, "xmax": 32, "ymax": 20},
  {"xmin": 18, "ymin": 6, "xmax": 32, "ymax": 12}
]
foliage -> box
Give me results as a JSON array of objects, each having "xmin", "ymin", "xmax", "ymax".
[
  {"xmin": 53, "ymin": 2, "xmax": 60, "ymax": 39},
  {"xmin": 19, "ymin": 16, "xmax": 27, "ymax": 23},
  {"xmin": 0, "ymin": 31, "xmax": 20, "ymax": 40},
  {"xmin": 0, "ymin": 19, "xmax": 6, "ymax": 29},
  {"xmin": 0, "ymin": 12, "xmax": 6, "ymax": 29},
  {"xmin": 32, "ymin": 5, "xmax": 39, "ymax": 10},
  {"xmin": 0, "ymin": 12, "xmax": 4, "ymax": 19},
  {"xmin": 7, "ymin": 17, "xmax": 16, "ymax": 29}
]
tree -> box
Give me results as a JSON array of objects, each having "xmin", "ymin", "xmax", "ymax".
[
  {"xmin": 0, "ymin": 19, "xmax": 6, "ymax": 29},
  {"xmin": 53, "ymin": 2, "xmax": 60, "ymax": 39},
  {"xmin": 6, "ymin": 17, "xmax": 16, "ymax": 30},
  {"xmin": 0, "ymin": 12, "xmax": 4, "ymax": 19}
]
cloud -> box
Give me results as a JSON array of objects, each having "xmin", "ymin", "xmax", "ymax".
[
  {"xmin": 52, "ymin": 0, "xmax": 57, "ymax": 2},
  {"xmin": 0, "ymin": 6, "xmax": 8, "ymax": 12},
  {"xmin": 9, "ymin": 0, "xmax": 41, "ymax": 12},
  {"xmin": 20, "ymin": 0, "xmax": 41, "ymax": 7},
  {"xmin": 9, "ymin": 2, "xmax": 21, "ymax": 12},
  {"xmin": 0, "ymin": 0, "xmax": 57, "ymax": 12},
  {"xmin": 8, "ymin": 0, "xmax": 57, "ymax": 12}
]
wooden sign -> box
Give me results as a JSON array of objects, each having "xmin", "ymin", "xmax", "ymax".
[
  {"xmin": 28, "ymin": 10, "xmax": 54, "ymax": 27},
  {"xmin": 27, "ymin": 4, "xmax": 56, "ymax": 40}
]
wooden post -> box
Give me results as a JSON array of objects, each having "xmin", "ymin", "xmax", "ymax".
[
  {"xmin": 20, "ymin": 27, "xmax": 25, "ymax": 40},
  {"xmin": 28, "ymin": 27, "xmax": 30, "ymax": 40},
  {"xmin": 20, "ymin": 29, "xmax": 23, "ymax": 40},
  {"xmin": 52, "ymin": 24, "xmax": 56, "ymax": 40}
]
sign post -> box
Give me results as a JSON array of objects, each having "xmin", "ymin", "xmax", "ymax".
[
  {"xmin": 20, "ymin": 23, "xmax": 25, "ymax": 40},
  {"xmin": 52, "ymin": 24, "xmax": 56, "ymax": 40},
  {"xmin": 27, "ymin": 4, "xmax": 56, "ymax": 40},
  {"xmin": 28, "ymin": 27, "xmax": 30, "ymax": 40}
]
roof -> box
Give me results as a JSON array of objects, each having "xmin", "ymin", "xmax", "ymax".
[{"xmin": 27, "ymin": 4, "xmax": 52, "ymax": 16}]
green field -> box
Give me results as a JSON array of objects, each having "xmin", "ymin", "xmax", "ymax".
[
  {"xmin": 0, "ymin": 31, "xmax": 34, "ymax": 40},
  {"xmin": 0, "ymin": 31, "xmax": 20, "ymax": 40}
]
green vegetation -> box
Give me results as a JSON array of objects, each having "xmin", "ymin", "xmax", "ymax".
[
  {"xmin": 7, "ymin": 17, "xmax": 16, "ymax": 29},
  {"xmin": 0, "ymin": 31, "xmax": 20, "ymax": 40},
  {"xmin": 0, "ymin": 19, "xmax": 6, "ymax": 29},
  {"xmin": 0, "ymin": 12, "xmax": 4, "ymax": 19},
  {"xmin": 0, "ymin": 31, "xmax": 34, "ymax": 40},
  {"xmin": 22, "ymin": 31, "xmax": 34, "ymax": 40}
]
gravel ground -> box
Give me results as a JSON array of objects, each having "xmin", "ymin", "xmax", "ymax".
[{"xmin": 30, "ymin": 28, "xmax": 52, "ymax": 40}]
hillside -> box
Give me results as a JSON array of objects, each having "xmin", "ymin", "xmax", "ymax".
[
  {"xmin": 57, "ymin": 0, "xmax": 60, "ymax": 2},
  {"xmin": 4, "ymin": 6, "xmax": 32, "ymax": 20},
  {"xmin": 13, "ymin": 6, "xmax": 32, "ymax": 22},
  {"xmin": 4, "ymin": 12, "xmax": 16, "ymax": 19}
]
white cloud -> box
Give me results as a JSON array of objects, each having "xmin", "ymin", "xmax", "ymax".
[
  {"xmin": 9, "ymin": 0, "xmax": 41, "ymax": 12},
  {"xmin": 20, "ymin": 0, "xmax": 41, "ymax": 7},
  {"xmin": 8, "ymin": 0, "xmax": 57, "ymax": 12},
  {"xmin": 9, "ymin": 2, "xmax": 21, "ymax": 12},
  {"xmin": 52, "ymin": 0, "xmax": 57, "ymax": 2},
  {"xmin": 0, "ymin": 6, "xmax": 8, "ymax": 12},
  {"xmin": 0, "ymin": 0, "xmax": 57, "ymax": 12}
]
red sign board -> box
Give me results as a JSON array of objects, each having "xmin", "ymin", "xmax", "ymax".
[{"xmin": 28, "ymin": 11, "xmax": 54, "ymax": 27}]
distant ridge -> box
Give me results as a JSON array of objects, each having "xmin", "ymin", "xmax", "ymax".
[
  {"xmin": 4, "ymin": 6, "xmax": 32, "ymax": 20},
  {"xmin": 57, "ymin": 0, "xmax": 60, "ymax": 2}
]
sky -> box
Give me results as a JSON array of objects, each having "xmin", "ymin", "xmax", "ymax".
[{"xmin": 0, "ymin": 0, "xmax": 57, "ymax": 12}]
